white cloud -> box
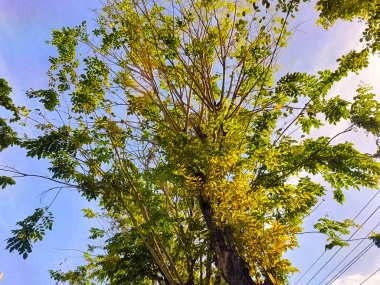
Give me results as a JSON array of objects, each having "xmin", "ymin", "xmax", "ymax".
[{"xmin": 330, "ymin": 252, "xmax": 380, "ymax": 285}]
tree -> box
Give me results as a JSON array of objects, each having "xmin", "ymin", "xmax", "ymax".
[{"xmin": 1, "ymin": 0, "xmax": 380, "ymax": 284}]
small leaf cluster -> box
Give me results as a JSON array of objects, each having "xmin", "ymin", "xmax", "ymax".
[
  {"xmin": 6, "ymin": 208, "xmax": 53, "ymax": 259},
  {"xmin": 0, "ymin": 176, "xmax": 16, "ymax": 189},
  {"xmin": 314, "ymin": 218, "xmax": 358, "ymax": 250}
]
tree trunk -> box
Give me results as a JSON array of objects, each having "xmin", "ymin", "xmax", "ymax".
[
  {"xmin": 204, "ymin": 245, "xmax": 213, "ymax": 285},
  {"xmin": 198, "ymin": 195, "xmax": 257, "ymax": 285}
]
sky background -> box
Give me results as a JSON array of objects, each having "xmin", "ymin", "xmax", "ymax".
[
  {"xmin": 1, "ymin": 1, "xmax": 380, "ymax": 284},
  {"xmin": 0, "ymin": 1, "xmax": 100, "ymax": 284}
]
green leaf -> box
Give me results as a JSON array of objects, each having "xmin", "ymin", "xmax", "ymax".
[
  {"xmin": 370, "ymin": 232, "xmax": 380, "ymax": 248},
  {"xmin": 6, "ymin": 208, "xmax": 54, "ymax": 259},
  {"xmin": 0, "ymin": 176, "xmax": 16, "ymax": 189},
  {"xmin": 26, "ymin": 89, "xmax": 59, "ymax": 111}
]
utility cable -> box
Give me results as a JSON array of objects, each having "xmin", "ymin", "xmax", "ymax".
[
  {"xmin": 359, "ymin": 266, "xmax": 380, "ymax": 285},
  {"xmin": 296, "ymin": 190, "xmax": 380, "ymax": 285},
  {"xmin": 327, "ymin": 242, "xmax": 374, "ymax": 284},
  {"xmin": 306, "ymin": 212, "xmax": 380, "ymax": 285},
  {"xmin": 294, "ymin": 250, "xmax": 326, "ymax": 284},
  {"xmin": 316, "ymin": 204, "xmax": 380, "ymax": 284},
  {"xmin": 325, "ymin": 219, "xmax": 380, "ymax": 284}
]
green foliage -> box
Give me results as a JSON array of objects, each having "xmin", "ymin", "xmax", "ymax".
[
  {"xmin": 82, "ymin": 208, "xmax": 96, "ymax": 219},
  {"xmin": 314, "ymin": 218, "xmax": 358, "ymax": 250},
  {"xmin": 0, "ymin": 79, "xmax": 20, "ymax": 150},
  {"xmin": 324, "ymin": 96, "xmax": 350, "ymax": 124},
  {"xmin": 0, "ymin": 78, "xmax": 12, "ymax": 99},
  {"xmin": 26, "ymin": 89, "xmax": 59, "ymax": 111},
  {"xmin": 0, "ymin": 78, "xmax": 19, "ymax": 120},
  {"xmin": 316, "ymin": 0, "xmax": 372, "ymax": 28},
  {"xmin": 0, "ymin": 118, "xmax": 18, "ymax": 151},
  {"xmin": 370, "ymin": 232, "xmax": 380, "ymax": 248},
  {"xmin": 316, "ymin": 0, "xmax": 380, "ymax": 52},
  {"xmin": 50, "ymin": 266, "xmax": 95, "ymax": 285},
  {"xmin": 0, "ymin": 176, "xmax": 16, "ymax": 189},
  {"xmin": 6, "ymin": 208, "xmax": 53, "ymax": 259},
  {"xmin": 3, "ymin": 0, "xmax": 380, "ymax": 284},
  {"xmin": 48, "ymin": 23, "xmax": 86, "ymax": 92},
  {"xmin": 350, "ymin": 84, "xmax": 380, "ymax": 135},
  {"xmin": 362, "ymin": 2, "xmax": 380, "ymax": 51},
  {"xmin": 21, "ymin": 126, "xmax": 76, "ymax": 159}
]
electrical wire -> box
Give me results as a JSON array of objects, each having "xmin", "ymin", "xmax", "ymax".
[
  {"xmin": 325, "ymin": 218, "xmax": 380, "ymax": 284},
  {"xmin": 306, "ymin": 213, "xmax": 380, "ymax": 285},
  {"xmin": 316, "ymin": 204, "xmax": 380, "ymax": 284},
  {"xmin": 327, "ymin": 242, "xmax": 375, "ymax": 284},
  {"xmin": 296, "ymin": 190, "xmax": 380, "ymax": 285},
  {"xmin": 294, "ymin": 252, "xmax": 326, "ymax": 285},
  {"xmin": 359, "ymin": 266, "xmax": 380, "ymax": 285}
]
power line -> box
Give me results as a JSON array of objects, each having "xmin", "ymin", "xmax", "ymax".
[
  {"xmin": 298, "ymin": 191, "xmax": 380, "ymax": 285},
  {"xmin": 295, "ymin": 191, "xmax": 380, "ymax": 284},
  {"xmin": 321, "ymin": 240, "xmax": 369, "ymax": 284},
  {"xmin": 325, "ymin": 218, "xmax": 380, "ymax": 284},
  {"xmin": 304, "ymin": 247, "xmax": 342, "ymax": 285},
  {"xmin": 294, "ymin": 238, "xmax": 327, "ymax": 284},
  {"xmin": 359, "ymin": 266, "xmax": 380, "ymax": 285},
  {"xmin": 307, "ymin": 213, "xmax": 380, "ymax": 285},
  {"xmin": 316, "ymin": 204, "xmax": 380, "ymax": 284},
  {"xmin": 325, "ymin": 217, "xmax": 380, "ymax": 284},
  {"xmin": 326, "ymin": 242, "xmax": 374, "ymax": 284}
]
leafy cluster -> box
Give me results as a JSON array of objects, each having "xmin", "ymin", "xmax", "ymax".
[{"xmin": 6, "ymin": 208, "xmax": 53, "ymax": 259}]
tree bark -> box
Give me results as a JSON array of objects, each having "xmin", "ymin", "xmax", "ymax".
[
  {"xmin": 198, "ymin": 195, "xmax": 257, "ymax": 285},
  {"xmin": 205, "ymin": 246, "xmax": 212, "ymax": 285}
]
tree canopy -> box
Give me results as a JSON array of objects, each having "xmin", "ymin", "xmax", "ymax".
[{"xmin": 2, "ymin": 0, "xmax": 380, "ymax": 284}]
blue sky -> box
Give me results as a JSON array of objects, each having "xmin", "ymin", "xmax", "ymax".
[
  {"xmin": 0, "ymin": 1, "xmax": 99, "ymax": 284},
  {"xmin": 1, "ymin": 1, "xmax": 380, "ymax": 284}
]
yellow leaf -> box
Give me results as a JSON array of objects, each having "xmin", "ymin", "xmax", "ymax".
[{"xmin": 268, "ymin": 273, "xmax": 277, "ymax": 284}]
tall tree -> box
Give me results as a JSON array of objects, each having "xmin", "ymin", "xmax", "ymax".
[{"xmin": 2, "ymin": 0, "xmax": 380, "ymax": 284}]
